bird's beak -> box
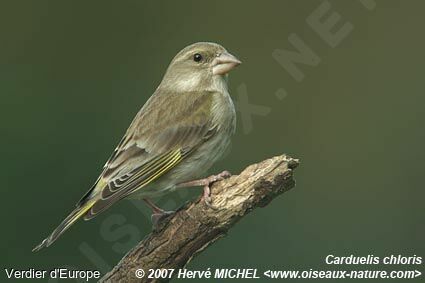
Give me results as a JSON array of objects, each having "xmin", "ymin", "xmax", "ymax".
[{"xmin": 212, "ymin": 52, "xmax": 242, "ymax": 75}]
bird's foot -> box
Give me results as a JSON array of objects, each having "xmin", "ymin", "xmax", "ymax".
[
  {"xmin": 202, "ymin": 185, "xmax": 215, "ymax": 208},
  {"xmin": 151, "ymin": 210, "xmax": 174, "ymax": 229},
  {"xmin": 143, "ymin": 198, "xmax": 174, "ymax": 228},
  {"xmin": 205, "ymin": 170, "xmax": 232, "ymax": 184},
  {"xmin": 179, "ymin": 170, "xmax": 232, "ymax": 209}
]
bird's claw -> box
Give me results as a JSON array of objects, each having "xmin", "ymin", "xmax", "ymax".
[
  {"xmin": 177, "ymin": 170, "xmax": 232, "ymax": 210},
  {"xmin": 207, "ymin": 170, "xmax": 231, "ymax": 183},
  {"xmin": 151, "ymin": 210, "xmax": 174, "ymax": 229},
  {"xmin": 202, "ymin": 185, "xmax": 217, "ymax": 210},
  {"xmin": 201, "ymin": 171, "xmax": 232, "ymax": 210}
]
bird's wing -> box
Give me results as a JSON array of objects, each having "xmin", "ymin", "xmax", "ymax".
[{"xmin": 80, "ymin": 90, "xmax": 219, "ymax": 219}]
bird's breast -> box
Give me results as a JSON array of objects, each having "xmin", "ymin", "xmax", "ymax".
[{"xmin": 211, "ymin": 88, "xmax": 236, "ymax": 135}]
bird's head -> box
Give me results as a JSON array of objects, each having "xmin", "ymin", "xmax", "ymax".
[{"xmin": 160, "ymin": 42, "xmax": 241, "ymax": 92}]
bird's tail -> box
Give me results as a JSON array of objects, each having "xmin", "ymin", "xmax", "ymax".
[{"xmin": 32, "ymin": 200, "xmax": 95, "ymax": 252}]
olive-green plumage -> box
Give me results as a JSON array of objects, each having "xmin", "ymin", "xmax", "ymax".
[{"xmin": 33, "ymin": 42, "xmax": 241, "ymax": 251}]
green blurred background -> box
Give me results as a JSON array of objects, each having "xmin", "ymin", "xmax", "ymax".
[{"xmin": 1, "ymin": 1, "xmax": 424, "ymax": 282}]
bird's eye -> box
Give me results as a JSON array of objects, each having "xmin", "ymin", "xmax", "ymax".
[{"xmin": 193, "ymin": 53, "xmax": 203, "ymax": 62}]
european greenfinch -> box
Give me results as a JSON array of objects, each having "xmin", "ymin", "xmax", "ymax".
[{"xmin": 33, "ymin": 42, "xmax": 241, "ymax": 251}]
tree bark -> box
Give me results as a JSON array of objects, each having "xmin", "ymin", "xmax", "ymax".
[{"xmin": 99, "ymin": 154, "xmax": 299, "ymax": 283}]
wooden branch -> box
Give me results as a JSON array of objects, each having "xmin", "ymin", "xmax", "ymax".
[{"xmin": 99, "ymin": 154, "xmax": 299, "ymax": 283}]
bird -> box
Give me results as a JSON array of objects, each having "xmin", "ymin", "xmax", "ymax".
[{"xmin": 33, "ymin": 42, "xmax": 241, "ymax": 251}]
